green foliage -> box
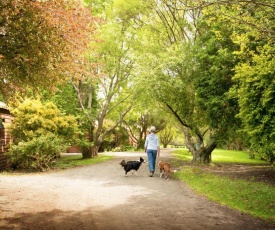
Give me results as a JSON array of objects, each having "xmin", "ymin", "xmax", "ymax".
[
  {"xmin": 11, "ymin": 98, "xmax": 78, "ymax": 140},
  {"xmin": 44, "ymin": 83, "xmax": 80, "ymax": 117},
  {"xmin": 5, "ymin": 0, "xmax": 273, "ymax": 162},
  {"xmin": 7, "ymin": 133, "xmax": 65, "ymax": 171},
  {"xmin": 7, "ymin": 98, "xmax": 78, "ymax": 171},
  {"xmin": 193, "ymin": 7, "xmax": 241, "ymax": 145},
  {"xmin": 84, "ymin": 0, "xmax": 112, "ymax": 16},
  {"xmin": 159, "ymin": 125, "xmax": 174, "ymax": 148},
  {"xmin": 231, "ymin": 43, "xmax": 275, "ymax": 162},
  {"xmin": 227, "ymin": 0, "xmax": 275, "ymax": 162},
  {"xmin": 123, "ymin": 108, "xmax": 168, "ymax": 149},
  {"xmin": 175, "ymin": 167, "xmax": 275, "ymax": 221},
  {"xmin": 74, "ymin": 0, "xmax": 145, "ymax": 157},
  {"xmin": 0, "ymin": 0, "xmax": 93, "ymax": 99}
]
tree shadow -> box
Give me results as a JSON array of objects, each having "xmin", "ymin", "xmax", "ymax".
[{"xmin": 1, "ymin": 208, "xmax": 98, "ymax": 230}]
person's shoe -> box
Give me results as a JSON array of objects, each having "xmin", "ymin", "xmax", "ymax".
[{"xmin": 149, "ymin": 172, "xmax": 153, "ymax": 177}]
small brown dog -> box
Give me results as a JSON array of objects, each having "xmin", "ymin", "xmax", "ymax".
[{"xmin": 158, "ymin": 161, "xmax": 177, "ymax": 180}]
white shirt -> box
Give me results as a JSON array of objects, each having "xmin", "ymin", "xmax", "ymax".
[{"xmin": 145, "ymin": 133, "xmax": 159, "ymax": 150}]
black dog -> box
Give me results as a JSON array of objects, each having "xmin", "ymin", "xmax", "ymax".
[{"xmin": 120, "ymin": 157, "xmax": 145, "ymax": 176}]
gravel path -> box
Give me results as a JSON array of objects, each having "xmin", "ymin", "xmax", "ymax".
[{"xmin": 0, "ymin": 149, "xmax": 274, "ymax": 230}]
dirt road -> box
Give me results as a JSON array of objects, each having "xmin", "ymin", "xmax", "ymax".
[{"xmin": 0, "ymin": 149, "xmax": 274, "ymax": 230}]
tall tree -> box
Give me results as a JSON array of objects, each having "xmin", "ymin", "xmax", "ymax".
[
  {"xmin": 123, "ymin": 109, "xmax": 167, "ymax": 149},
  {"xmin": 188, "ymin": 0, "xmax": 275, "ymax": 161},
  {"xmin": 193, "ymin": 5, "xmax": 242, "ymax": 150},
  {"xmin": 159, "ymin": 125, "xmax": 174, "ymax": 148},
  {"xmin": 69, "ymin": 1, "xmax": 141, "ymax": 158},
  {"xmin": 122, "ymin": 0, "xmax": 274, "ymax": 163},
  {"xmin": 227, "ymin": 2, "xmax": 275, "ymax": 162},
  {"xmin": 0, "ymin": 0, "xmax": 94, "ymax": 99},
  {"xmin": 127, "ymin": 0, "xmax": 218, "ymax": 162}
]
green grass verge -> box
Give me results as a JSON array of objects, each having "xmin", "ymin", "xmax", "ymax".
[
  {"xmin": 172, "ymin": 149, "xmax": 275, "ymax": 222},
  {"xmin": 174, "ymin": 168, "xmax": 275, "ymax": 222},
  {"xmin": 173, "ymin": 148, "xmax": 268, "ymax": 164},
  {"xmin": 53, "ymin": 155, "xmax": 115, "ymax": 170}
]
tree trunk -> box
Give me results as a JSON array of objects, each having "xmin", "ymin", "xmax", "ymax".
[
  {"xmin": 184, "ymin": 130, "xmax": 196, "ymax": 154},
  {"xmin": 183, "ymin": 128, "xmax": 216, "ymax": 164},
  {"xmin": 81, "ymin": 125, "xmax": 99, "ymax": 158},
  {"xmin": 192, "ymin": 143, "xmax": 217, "ymax": 163},
  {"xmin": 91, "ymin": 145, "xmax": 99, "ymax": 158},
  {"xmin": 137, "ymin": 139, "xmax": 145, "ymax": 149},
  {"xmin": 136, "ymin": 130, "xmax": 147, "ymax": 149},
  {"xmin": 82, "ymin": 145, "xmax": 99, "ymax": 158},
  {"xmin": 82, "ymin": 127, "xmax": 93, "ymax": 158},
  {"xmin": 81, "ymin": 146, "xmax": 91, "ymax": 159}
]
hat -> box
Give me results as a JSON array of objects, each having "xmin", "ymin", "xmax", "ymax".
[{"xmin": 150, "ymin": 126, "xmax": 156, "ymax": 132}]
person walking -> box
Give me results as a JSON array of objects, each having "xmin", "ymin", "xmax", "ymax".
[{"xmin": 144, "ymin": 126, "xmax": 160, "ymax": 177}]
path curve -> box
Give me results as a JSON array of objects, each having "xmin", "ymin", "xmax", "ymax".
[{"xmin": 0, "ymin": 149, "xmax": 274, "ymax": 230}]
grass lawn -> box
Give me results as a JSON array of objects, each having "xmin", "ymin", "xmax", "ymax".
[
  {"xmin": 172, "ymin": 148, "xmax": 275, "ymax": 222},
  {"xmin": 53, "ymin": 154, "xmax": 115, "ymax": 169},
  {"xmin": 173, "ymin": 148, "xmax": 267, "ymax": 164}
]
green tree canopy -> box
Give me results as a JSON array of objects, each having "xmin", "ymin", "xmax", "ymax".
[{"xmin": 0, "ymin": 0, "xmax": 94, "ymax": 99}]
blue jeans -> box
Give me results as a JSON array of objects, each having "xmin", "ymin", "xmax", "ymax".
[{"xmin": 147, "ymin": 149, "xmax": 157, "ymax": 172}]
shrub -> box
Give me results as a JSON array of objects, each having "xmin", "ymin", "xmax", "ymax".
[
  {"xmin": 6, "ymin": 98, "xmax": 78, "ymax": 171},
  {"xmin": 8, "ymin": 134, "xmax": 66, "ymax": 171}
]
